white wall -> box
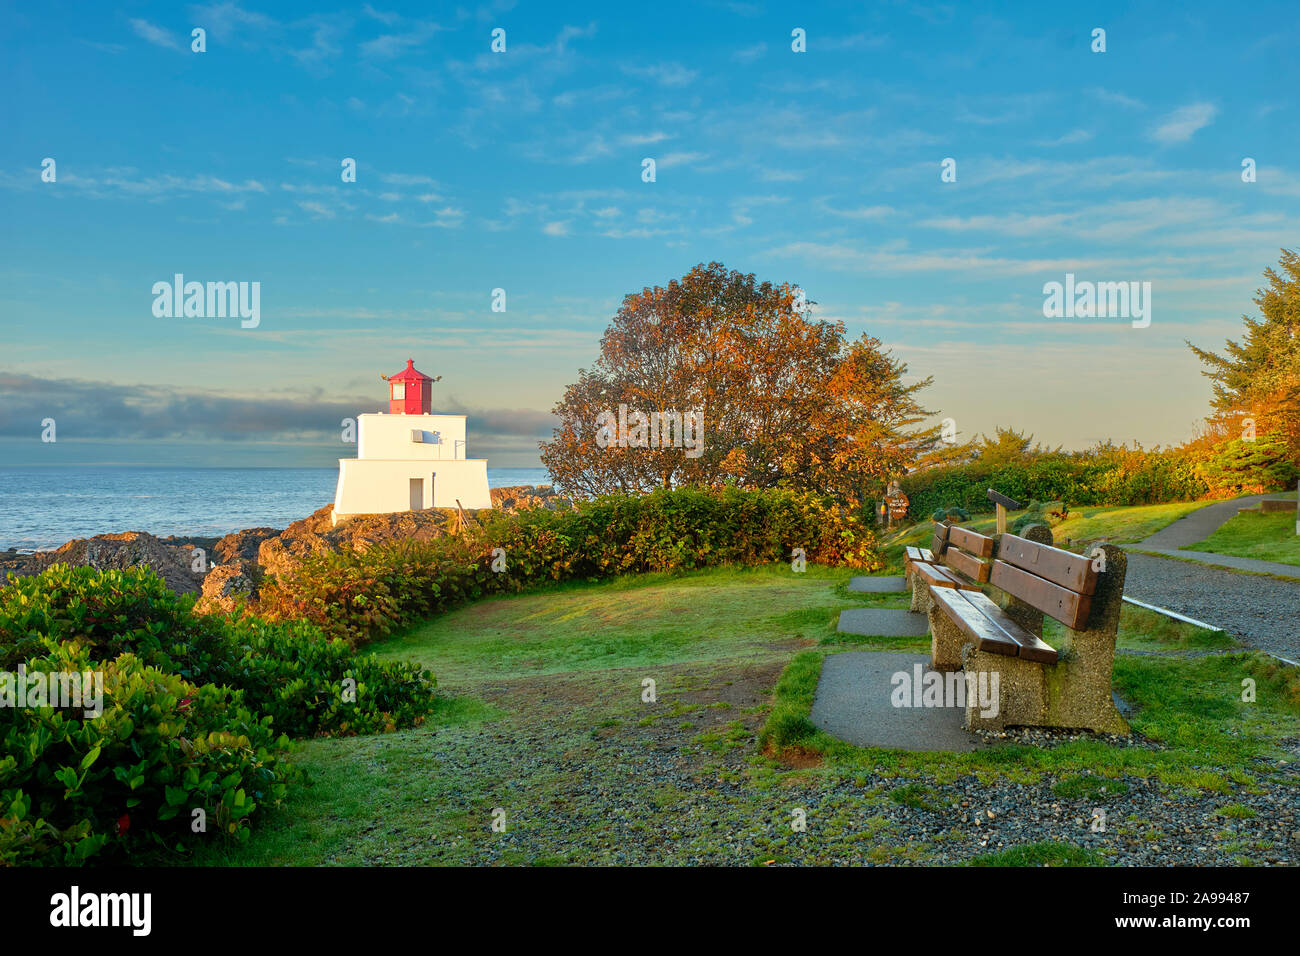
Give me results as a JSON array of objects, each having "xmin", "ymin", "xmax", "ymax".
[
  {"xmin": 357, "ymin": 413, "xmax": 468, "ymax": 460},
  {"xmin": 333, "ymin": 457, "xmax": 492, "ymax": 523}
]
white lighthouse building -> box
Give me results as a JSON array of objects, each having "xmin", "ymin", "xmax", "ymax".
[{"xmin": 332, "ymin": 359, "xmax": 492, "ymax": 525}]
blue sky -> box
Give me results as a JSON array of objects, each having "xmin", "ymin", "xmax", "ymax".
[{"xmin": 2, "ymin": 0, "xmax": 1297, "ymax": 467}]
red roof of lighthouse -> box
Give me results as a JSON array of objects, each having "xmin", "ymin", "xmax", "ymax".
[{"xmin": 389, "ymin": 358, "xmax": 431, "ymax": 382}]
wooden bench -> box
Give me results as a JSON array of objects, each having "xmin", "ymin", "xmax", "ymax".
[
  {"xmin": 903, "ymin": 545, "xmax": 933, "ymax": 569},
  {"xmin": 907, "ymin": 523, "xmax": 983, "ymax": 613},
  {"xmin": 924, "ymin": 524, "xmax": 1129, "ymax": 735}
]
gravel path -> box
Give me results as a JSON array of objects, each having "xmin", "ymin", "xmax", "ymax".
[{"xmin": 1123, "ymin": 553, "xmax": 1300, "ymax": 660}]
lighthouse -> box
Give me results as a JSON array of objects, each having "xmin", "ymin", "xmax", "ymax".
[{"xmin": 332, "ymin": 359, "xmax": 492, "ymax": 525}]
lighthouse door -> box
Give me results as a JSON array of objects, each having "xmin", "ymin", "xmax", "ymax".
[{"xmin": 409, "ymin": 478, "xmax": 424, "ymax": 511}]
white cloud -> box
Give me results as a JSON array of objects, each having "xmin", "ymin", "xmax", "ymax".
[
  {"xmin": 129, "ymin": 19, "xmax": 183, "ymax": 51},
  {"xmin": 1149, "ymin": 102, "xmax": 1218, "ymax": 144},
  {"xmin": 1090, "ymin": 87, "xmax": 1146, "ymax": 111},
  {"xmin": 360, "ymin": 20, "xmax": 444, "ymax": 59},
  {"xmin": 298, "ymin": 200, "xmax": 336, "ymax": 219},
  {"xmin": 622, "ymin": 62, "xmax": 698, "ymax": 87},
  {"xmin": 657, "ymin": 151, "xmax": 708, "ymax": 169},
  {"xmin": 1035, "ymin": 129, "xmax": 1093, "ymax": 147},
  {"xmin": 619, "ymin": 131, "xmax": 672, "ymax": 146},
  {"xmin": 819, "ymin": 201, "xmax": 894, "ymax": 221}
]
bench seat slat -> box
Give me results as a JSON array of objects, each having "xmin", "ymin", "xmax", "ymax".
[
  {"xmin": 921, "ymin": 562, "xmax": 980, "ymax": 591},
  {"xmin": 990, "ymin": 559, "xmax": 1092, "ymax": 630},
  {"xmin": 930, "ymin": 587, "xmax": 1020, "ymax": 656},
  {"xmin": 915, "ymin": 562, "xmax": 958, "ymax": 589},
  {"xmin": 958, "ymin": 591, "xmax": 1059, "ymax": 663}
]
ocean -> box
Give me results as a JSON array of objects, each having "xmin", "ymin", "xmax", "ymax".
[{"xmin": 0, "ymin": 467, "xmax": 552, "ymax": 551}]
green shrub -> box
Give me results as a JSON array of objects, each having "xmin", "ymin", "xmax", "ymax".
[
  {"xmin": 0, "ymin": 565, "xmax": 232, "ymax": 681},
  {"xmin": 0, "ymin": 566, "xmax": 439, "ymax": 865},
  {"xmin": 1011, "ymin": 506, "xmax": 1049, "ymax": 536},
  {"xmin": 1198, "ymin": 433, "xmax": 1299, "ymax": 497},
  {"xmin": 0, "ymin": 640, "xmax": 289, "ymax": 866},
  {"xmin": 224, "ymin": 615, "xmax": 435, "ymax": 738},
  {"xmin": 0, "ymin": 566, "xmax": 436, "ymax": 740},
  {"xmin": 902, "ymin": 447, "xmax": 1210, "ymax": 520}
]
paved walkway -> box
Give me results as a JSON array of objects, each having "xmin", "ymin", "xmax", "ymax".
[
  {"xmin": 837, "ymin": 608, "xmax": 929, "ymax": 636},
  {"xmin": 848, "ymin": 575, "xmax": 907, "ymax": 593},
  {"xmin": 809, "ymin": 652, "xmax": 990, "ymax": 751},
  {"xmin": 1137, "ymin": 493, "xmax": 1285, "ymax": 550},
  {"xmin": 1121, "ymin": 494, "xmax": 1300, "ymax": 660},
  {"xmin": 1129, "ymin": 546, "xmax": 1300, "ymax": 579}
]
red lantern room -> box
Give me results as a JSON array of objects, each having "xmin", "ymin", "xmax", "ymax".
[{"xmin": 386, "ymin": 359, "xmax": 433, "ymax": 414}]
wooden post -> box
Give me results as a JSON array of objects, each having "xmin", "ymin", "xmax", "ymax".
[{"xmin": 986, "ymin": 488, "xmax": 1022, "ymax": 536}]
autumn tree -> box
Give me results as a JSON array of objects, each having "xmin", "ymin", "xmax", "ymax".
[
  {"xmin": 1187, "ymin": 248, "xmax": 1300, "ymax": 466},
  {"xmin": 540, "ymin": 262, "xmax": 937, "ymax": 503}
]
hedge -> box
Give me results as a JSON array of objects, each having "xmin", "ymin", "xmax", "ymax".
[{"xmin": 256, "ymin": 485, "xmax": 881, "ymax": 645}]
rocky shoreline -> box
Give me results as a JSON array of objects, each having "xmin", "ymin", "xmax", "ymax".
[{"xmin": 0, "ymin": 485, "xmax": 570, "ymax": 612}]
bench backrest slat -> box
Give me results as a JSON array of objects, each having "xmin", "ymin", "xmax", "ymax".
[
  {"xmin": 943, "ymin": 545, "xmax": 991, "ymax": 583},
  {"xmin": 990, "ymin": 559, "xmax": 1092, "ymax": 630},
  {"xmin": 996, "ymin": 534, "xmax": 1098, "ymax": 596},
  {"xmin": 946, "ymin": 525, "xmax": 994, "ymax": 558}
]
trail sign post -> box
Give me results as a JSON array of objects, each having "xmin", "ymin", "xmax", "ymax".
[
  {"xmin": 986, "ymin": 488, "xmax": 1023, "ymax": 535},
  {"xmin": 884, "ymin": 481, "xmax": 909, "ymax": 529}
]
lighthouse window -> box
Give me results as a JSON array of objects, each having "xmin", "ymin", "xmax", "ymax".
[{"xmin": 391, "ymin": 383, "xmax": 405, "ymax": 400}]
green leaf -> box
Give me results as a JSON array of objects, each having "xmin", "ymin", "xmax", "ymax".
[{"xmin": 79, "ymin": 746, "xmax": 102, "ymax": 771}]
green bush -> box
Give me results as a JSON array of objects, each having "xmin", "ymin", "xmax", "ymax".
[
  {"xmin": 0, "ymin": 640, "xmax": 289, "ymax": 866},
  {"xmin": 0, "ymin": 565, "xmax": 436, "ymax": 739},
  {"xmin": 0, "ymin": 565, "xmax": 232, "ymax": 681},
  {"xmin": 902, "ymin": 447, "xmax": 1209, "ymax": 520},
  {"xmin": 0, "ymin": 565, "xmax": 439, "ymax": 865},
  {"xmin": 224, "ymin": 615, "xmax": 435, "ymax": 738},
  {"xmin": 1198, "ymin": 433, "xmax": 1299, "ymax": 497}
]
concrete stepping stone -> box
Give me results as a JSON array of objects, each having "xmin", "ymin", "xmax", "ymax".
[
  {"xmin": 809, "ymin": 651, "xmax": 989, "ymax": 751},
  {"xmin": 849, "ymin": 575, "xmax": 907, "ymax": 593},
  {"xmin": 837, "ymin": 607, "xmax": 929, "ymax": 636}
]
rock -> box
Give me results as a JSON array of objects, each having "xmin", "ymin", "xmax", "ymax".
[
  {"xmin": 257, "ymin": 505, "xmax": 340, "ymax": 581},
  {"xmin": 330, "ymin": 508, "xmax": 458, "ymax": 553},
  {"xmin": 490, "ymin": 485, "xmax": 572, "ymax": 513},
  {"xmin": 196, "ymin": 560, "xmax": 263, "ymax": 614},
  {"xmin": 5, "ymin": 531, "xmax": 206, "ymax": 594},
  {"xmin": 256, "ymin": 504, "xmax": 461, "ymax": 581},
  {"xmin": 213, "ymin": 527, "xmax": 281, "ymax": 565}
]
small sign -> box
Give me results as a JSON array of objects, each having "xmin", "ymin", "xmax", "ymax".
[{"xmin": 884, "ymin": 481, "xmax": 909, "ymax": 519}]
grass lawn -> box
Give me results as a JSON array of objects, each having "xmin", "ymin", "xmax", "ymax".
[
  {"xmin": 185, "ymin": 562, "xmax": 1300, "ymax": 867},
  {"xmin": 1186, "ymin": 510, "xmax": 1300, "ymax": 568}
]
